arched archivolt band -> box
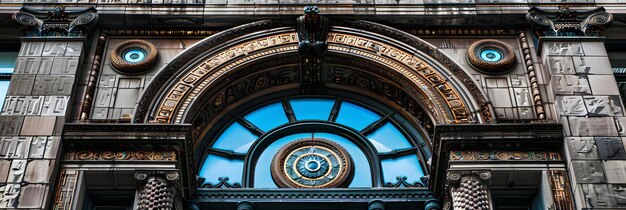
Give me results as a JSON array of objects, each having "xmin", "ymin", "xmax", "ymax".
[{"xmin": 135, "ymin": 20, "xmax": 494, "ymax": 129}]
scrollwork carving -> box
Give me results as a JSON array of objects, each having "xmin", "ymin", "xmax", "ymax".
[
  {"xmin": 197, "ymin": 177, "xmax": 242, "ymax": 189},
  {"xmin": 527, "ymin": 6, "xmax": 613, "ymax": 37},
  {"xmin": 384, "ymin": 176, "xmax": 426, "ymax": 188},
  {"xmin": 12, "ymin": 7, "xmax": 98, "ymax": 37}
]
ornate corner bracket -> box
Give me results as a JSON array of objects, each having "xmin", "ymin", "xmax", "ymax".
[
  {"xmin": 12, "ymin": 6, "xmax": 98, "ymax": 37},
  {"xmin": 135, "ymin": 171, "xmax": 181, "ymax": 210},
  {"xmin": 297, "ymin": 6, "xmax": 329, "ymax": 94},
  {"xmin": 445, "ymin": 171, "xmax": 493, "ymax": 210},
  {"xmin": 526, "ymin": 6, "xmax": 613, "ymax": 38}
]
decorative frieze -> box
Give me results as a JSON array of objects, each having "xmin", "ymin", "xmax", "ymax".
[
  {"xmin": 64, "ymin": 151, "xmax": 176, "ymax": 161},
  {"xmin": 449, "ymin": 151, "xmax": 562, "ymax": 161}
]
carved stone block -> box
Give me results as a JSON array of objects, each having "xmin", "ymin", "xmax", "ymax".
[
  {"xmin": 581, "ymin": 42, "xmax": 608, "ymax": 57},
  {"xmin": 557, "ymin": 96, "xmax": 587, "ymax": 116},
  {"xmin": 611, "ymin": 184, "xmax": 626, "ymax": 207},
  {"xmin": 572, "ymin": 160, "xmax": 606, "ymax": 184},
  {"xmin": 518, "ymin": 107, "xmax": 534, "ymax": 119},
  {"xmin": 7, "ymin": 75, "xmax": 36, "ymax": 95},
  {"xmin": 582, "ymin": 184, "xmax": 613, "ymax": 208},
  {"xmin": 487, "ymin": 88, "xmax": 512, "ymax": 107},
  {"xmin": 14, "ymin": 57, "xmax": 53, "ymax": 74},
  {"xmin": 583, "ymin": 96, "xmax": 623, "ymax": 116},
  {"xmin": 6, "ymin": 159, "xmax": 27, "ymax": 183},
  {"xmin": 509, "ymin": 74, "xmax": 527, "ymax": 87},
  {"xmin": 588, "ymin": 75, "xmax": 621, "ymax": 95},
  {"xmin": 0, "ymin": 184, "xmax": 21, "ymax": 208},
  {"xmin": 543, "ymin": 42, "xmax": 584, "ymax": 56},
  {"xmin": 566, "ymin": 137, "xmax": 598, "ymax": 159},
  {"xmin": 41, "ymin": 96, "xmax": 69, "ymax": 116},
  {"xmin": 512, "ymin": 88, "xmax": 531, "ymax": 106},
  {"xmin": 0, "ymin": 137, "xmax": 31, "ymax": 159},
  {"xmin": 17, "ymin": 184, "xmax": 47, "ymax": 208},
  {"xmin": 99, "ymin": 75, "xmax": 116, "ymax": 88},
  {"xmin": 569, "ymin": 117, "xmax": 618, "ymax": 136},
  {"xmin": 42, "ymin": 42, "xmax": 67, "ymax": 57},
  {"xmin": 29, "ymin": 136, "xmax": 46, "ymax": 158},
  {"xmin": 91, "ymin": 108, "xmax": 108, "ymax": 119},
  {"xmin": 51, "ymin": 57, "xmax": 79, "ymax": 75},
  {"xmin": 115, "ymin": 88, "xmax": 140, "ymax": 108},
  {"xmin": 551, "ymin": 75, "xmax": 591, "ymax": 95},
  {"xmin": 65, "ymin": 42, "xmax": 83, "ymax": 56},
  {"xmin": 0, "ymin": 117, "xmax": 23, "ymax": 136},
  {"xmin": 617, "ymin": 118, "xmax": 626, "ymax": 136},
  {"xmin": 44, "ymin": 136, "xmax": 60, "ymax": 158},
  {"xmin": 0, "ymin": 160, "xmax": 10, "ymax": 182},
  {"xmin": 546, "ymin": 56, "xmax": 575, "ymax": 75},
  {"xmin": 21, "ymin": 117, "xmax": 55, "ymax": 136},
  {"xmin": 596, "ymin": 137, "xmax": 626, "ymax": 160},
  {"xmin": 604, "ymin": 161, "xmax": 626, "ymax": 184},
  {"xmin": 1, "ymin": 96, "xmax": 44, "ymax": 116},
  {"xmin": 19, "ymin": 42, "xmax": 44, "ymax": 56},
  {"xmin": 24, "ymin": 160, "xmax": 52, "ymax": 183},
  {"xmin": 94, "ymin": 88, "xmax": 114, "ymax": 107},
  {"xmin": 32, "ymin": 75, "xmax": 75, "ymax": 95},
  {"xmin": 573, "ymin": 56, "xmax": 613, "ymax": 75}
]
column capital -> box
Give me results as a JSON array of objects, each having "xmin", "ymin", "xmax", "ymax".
[
  {"xmin": 12, "ymin": 6, "xmax": 98, "ymax": 37},
  {"xmin": 526, "ymin": 6, "xmax": 613, "ymax": 37}
]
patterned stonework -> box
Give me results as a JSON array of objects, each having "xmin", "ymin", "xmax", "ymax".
[{"xmin": 64, "ymin": 151, "xmax": 176, "ymax": 161}]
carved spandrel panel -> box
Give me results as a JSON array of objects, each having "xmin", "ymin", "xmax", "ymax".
[
  {"xmin": 582, "ymin": 184, "xmax": 613, "ymax": 208},
  {"xmin": 0, "ymin": 184, "xmax": 21, "ymax": 208},
  {"xmin": 584, "ymin": 96, "xmax": 623, "ymax": 116},
  {"xmin": 572, "ymin": 161, "xmax": 606, "ymax": 184},
  {"xmin": 0, "ymin": 137, "xmax": 32, "ymax": 159},
  {"xmin": 546, "ymin": 56, "xmax": 575, "ymax": 75},
  {"xmin": 42, "ymin": 42, "xmax": 67, "ymax": 57},
  {"xmin": 14, "ymin": 57, "xmax": 53, "ymax": 74},
  {"xmin": 543, "ymin": 42, "xmax": 584, "ymax": 56},
  {"xmin": 551, "ymin": 75, "xmax": 591, "ymax": 95},
  {"xmin": 569, "ymin": 117, "xmax": 618, "ymax": 136},
  {"xmin": 595, "ymin": 137, "xmax": 626, "ymax": 160},
  {"xmin": 19, "ymin": 42, "xmax": 44, "ymax": 57},
  {"xmin": 32, "ymin": 75, "xmax": 75, "ymax": 95},
  {"xmin": 51, "ymin": 57, "xmax": 79, "ymax": 75},
  {"xmin": 6, "ymin": 160, "xmax": 27, "ymax": 183},
  {"xmin": 566, "ymin": 137, "xmax": 598, "ymax": 159},
  {"xmin": 29, "ymin": 136, "xmax": 46, "ymax": 158},
  {"xmin": 41, "ymin": 96, "xmax": 69, "ymax": 116},
  {"xmin": 1, "ymin": 96, "xmax": 44, "ymax": 116},
  {"xmin": 557, "ymin": 96, "xmax": 587, "ymax": 116}
]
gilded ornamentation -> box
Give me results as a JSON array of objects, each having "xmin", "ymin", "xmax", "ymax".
[
  {"xmin": 466, "ymin": 39, "xmax": 516, "ymax": 74},
  {"xmin": 64, "ymin": 151, "xmax": 176, "ymax": 161},
  {"xmin": 548, "ymin": 170, "xmax": 574, "ymax": 210},
  {"xmin": 449, "ymin": 151, "xmax": 561, "ymax": 161},
  {"xmin": 271, "ymin": 138, "xmax": 353, "ymax": 188},
  {"xmin": 110, "ymin": 39, "xmax": 159, "ymax": 74}
]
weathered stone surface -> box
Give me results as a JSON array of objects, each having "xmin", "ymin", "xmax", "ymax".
[
  {"xmin": 572, "ymin": 160, "xmax": 606, "ymax": 183},
  {"xmin": 7, "ymin": 75, "xmax": 35, "ymax": 95},
  {"xmin": 65, "ymin": 42, "xmax": 83, "ymax": 56},
  {"xmin": 17, "ymin": 184, "xmax": 47, "ymax": 208},
  {"xmin": 0, "ymin": 184, "xmax": 21, "ymax": 208},
  {"xmin": 0, "ymin": 117, "xmax": 23, "ymax": 136},
  {"xmin": 0, "ymin": 137, "xmax": 31, "ymax": 159},
  {"xmin": 543, "ymin": 42, "xmax": 583, "ymax": 56},
  {"xmin": 573, "ymin": 56, "xmax": 613, "ymax": 75},
  {"xmin": 588, "ymin": 75, "xmax": 621, "ymax": 95},
  {"xmin": 551, "ymin": 75, "xmax": 591, "ymax": 95},
  {"xmin": 19, "ymin": 42, "xmax": 44, "ymax": 57},
  {"xmin": 32, "ymin": 75, "xmax": 75, "ymax": 95},
  {"xmin": 1, "ymin": 96, "xmax": 44, "ymax": 116},
  {"xmin": 583, "ymin": 96, "xmax": 623, "ymax": 116},
  {"xmin": 566, "ymin": 137, "xmax": 598, "ymax": 159},
  {"xmin": 596, "ymin": 137, "xmax": 626, "ymax": 160},
  {"xmin": 44, "ymin": 136, "xmax": 60, "ymax": 159},
  {"xmin": 13, "ymin": 57, "xmax": 53, "ymax": 74},
  {"xmin": 21, "ymin": 117, "xmax": 56, "ymax": 136},
  {"xmin": 41, "ymin": 96, "xmax": 69, "ymax": 116},
  {"xmin": 610, "ymin": 184, "xmax": 626, "ymax": 207},
  {"xmin": 556, "ymin": 96, "xmax": 587, "ymax": 116},
  {"xmin": 546, "ymin": 56, "xmax": 575, "ymax": 75},
  {"xmin": 24, "ymin": 160, "xmax": 52, "ymax": 183},
  {"xmin": 582, "ymin": 184, "xmax": 613, "ymax": 208},
  {"xmin": 29, "ymin": 136, "xmax": 46, "ymax": 158},
  {"xmin": 6, "ymin": 159, "xmax": 27, "ymax": 183},
  {"xmin": 42, "ymin": 42, "xmax": 67, "ymax": 57},
  {"xmin": 569, "ymin": 117, "xmax": 618, "ymax": 136},
  {"xmin": 51, "ymin": 57, "xmax": 79, "ymax": 75},
  {"xmin": 605, "ymin": 161, "xmax": 626, "ymax": 184},
  {"xmin": 0, "ymin": 160, "xmax": 10, "ymax": 182}
]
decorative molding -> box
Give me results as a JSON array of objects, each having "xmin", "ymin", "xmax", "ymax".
[
  {"xmin": 104, "ymin": 29, "xmax": 220, "ymax": 36},
  {"xmin": 193, "ymin": 188, "xmax": 435, "ymax": 201},
  {"xmin": 237, "ymin": 201, "xmax": 254, "ymax": 210},
  {"xmin": 384, "ymin": 176, "xmax": 426, "ymax": 188},
  {"xmin": 63, "ymin": 123, "xmax": 190, "ymax": 138},
  {"xmin": 519, "ymin": 32, "xmax": 545, "ymax": 119},
  {"xmin": 368, "ymin": 200, "xmax": 385, "ymax": 210},
  {"xmin": 197, "ymin": 177, "xmax": 241, "ymax": 189},
  {"xmin": 64, "ymin": 151, "xmax": 177, "ymax": 161},
  {"xmin": 298, "ymin": 6, "xmax": 329, "ymax": 94},
  {"xmin": 449, "ymin": 151, "xmax": 562, "ymax": 161},
  {"xmin": 110, "ymin": 39, "xmax": 159, "ymax": 75},
  {"xmin": 548, "ymin": 170, "xmax": 574, "ymax": 210},
  {"xmin": 53, "ymin": 170, "xmax": 79, "ymax": 210},
  {"xmin": 466, "ymin": 39, "xmax": 517, "ymax": 75},
  {"xmin": 80, "ymin": 32, "xmax": 106, "ymax": 122},
  {"xmin": 13, "ymin": 6, "xmax": 98, "ymax": 37},
  {"xmin": 527, "ymin": 6, "xmax": 613, "ymax": 37}
]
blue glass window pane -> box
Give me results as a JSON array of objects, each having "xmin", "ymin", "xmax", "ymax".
[
  {"xmin": 212, "ymin": 122, "xmax": 258, "ymax": 153},
  {"xmin": 314, "ymin": 132, "xmax": 372, "ymax": 188},
  {"xmin": 381, "ymin": 154, "xmax": 424, "ymax": 186},
  {"xmin": 366, "ymin": 122, "xmax": 412, "ymax": 153},
  {"xmin": 244, "ymin": 102, "xmax": 289, "ymax": 132},
  {"xmin": 290, "ymin": 99, "xmax": 334, "ymax": 121},
  {"xmin": 335, "ymin": 102, "xmax": 381, "ymax": 131},
  {"xmin": 254, "ymin": 133, "xmax": 313, "ymax": 188},
  {"xmin": 0, "ymin": 80, "xmax": 8, "ymax": 109},
  {"xmin": 0, "ymin": 52, "xmax": 17, "ymax": 73},
  {"xmin": 198, "ymin": 154, "xmax": 244, "ymax": 186}
]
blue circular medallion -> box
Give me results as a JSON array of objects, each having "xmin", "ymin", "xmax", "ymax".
[
  {"xmin": 123, "ymin": 49, "xmax": 146, "ymax": 63},
  {"xmin": 480, "ymin": 49, "xmax": 502, "ymax": 62}
]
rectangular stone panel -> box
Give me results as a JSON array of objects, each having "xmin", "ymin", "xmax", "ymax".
[
  {"xmin": 573, "ymin": 56, "xmax": 613, "ymax": 75},
  {"xmin": 551, "ymin": 75, "xmax": 591, "ymax": 95},
  {"xmin": 51, "ymin": 57, "xmax": 79, "ymax": 75},
  {"xmin": 24, "ymin": 160, "xmax": 52, "ymax": 183},
  {"xmin": 588, "ymin": 75, "xmax": 621, "ymax": 96},
  {"xmin": 44, "ymin": 136, "xmax": 60, "ymax": 158},
  {"xmin": 596, "ymin": 137, "xmax": 626, "ymax": 160},
  {"xmin": 604, "ymin": 161, "xmax": 626, "ymax": 183},
  {"xmin": 487, "ymin": 88, "xmax": 513, "ymax": 107},
  {"xmin": 99, "ymin": 75, "xmax": 116, "ymax": 88},
  {"xmin": 542, "ymin": 42, "xmax": 583, "ymax": 56},
  {"xmin": 569, "ymin": 117, "xmax": 618, "ymax": 136},
  {"xmin": 94, "ymin": 88, "xmax": 114, "ymax": 107},
  {"xmin": 581, "ymin": 184, "xmax": 613, "ymax": 208},
  {"xmin": 41, "ymin": 96, "xmax": 70, "ymax": 116},
  {"xmin": 0, "ymin": 137, "xmax": 31, "ymax": 159},
  {"xmin": 546, "ymin": 56, "xmax": 575, "ymax": 75},
  {"xmin": 42, "ymin": 42, "xmax": 67, "ymax": 57},
  {"xmin": 581, "ymin": 42, "xmax": 608, "ymax": 56},
  {"xmin": 556, "ymin": 96, "xmax": 587, "ymax": 116},
  {"xmin": 572, "ymin": 160, "xmax": 606, "ymax": 184},
  {"xmin": 0, "ymin": 184, "xmax": 21, "ymax": 208},
  {"xmin": 29, "ymin": 136, "xmax": 46, "ymax": 158},
  {"xmin": 32, "ymin": 75, "xmax": 75, "ymax": 95},
  {"xmin": 566, "ymin": 137, "xmax": 599, "ymax": 159},
  {"xmin": 19, "ymin": 42, "xmax": 44, "ymax": 56},
  {"xmin": 1, "ymin": 96, "xmax": 44, "ymax": 116},
  {"xmin": 17, "ymin": 184, "xmax": 47, "ymax": 209},
  {"xmin": 14, "ymin": 57, "xmax": 53, "ymax": 74},
  {"xmin": 509, "ymin": 74, "xmax": 527, "ymax": 87},
  {"xmin": 610, "ymin": 184, "xmax": 626, "ymax": 207},
  {"xmin": 114, "ymin": 88, "xmax": 140, "ymax": 108},
  {"xmin": 512, "ymin": 88, "xmax": 531, "ymax": 106},
  {"xmin": 0, "ymin": 117, "xmax": 23, "ymax": 136},
  {"xmin": 21, "ymin": 117, "xmax": 55, "ymax": 136},
  {"xmin": 0, "ymin": 160, "xmax": 10, "ymax": 182},
  {"xmin": 6, "ymin": 159, "xmax": 26, "ymax": 183},
  {"xmin": 583, "ymin": 96, "xmax": 623, "ymax": 116},
  {"xmin": 65, "ymin": 42, "xmax": 83, "ymax": 56},
  {"xmin": 7, "ymin": 75, "xmax": 35, "ymax": 95}
]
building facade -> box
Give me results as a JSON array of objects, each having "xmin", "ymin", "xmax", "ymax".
[{"xmin": 0, "ymin": 1, "xmax": 624, "ymax": 209}]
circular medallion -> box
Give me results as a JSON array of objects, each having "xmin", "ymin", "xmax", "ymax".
[
  {"xmin": 110, "ymin": 40, "xmax": 159, "ymax": 75},
  {"xmin": 467, "ymin": 39, "xmax": 516, "ymax": 75},
  {"xmin": 271, "ymin": 138, "xmax": 354, "ymax": 188}
]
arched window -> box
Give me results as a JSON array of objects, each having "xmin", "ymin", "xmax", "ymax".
[{"xmin": 198, "ymin": 96, "xmax": 431, "ymax": 189}]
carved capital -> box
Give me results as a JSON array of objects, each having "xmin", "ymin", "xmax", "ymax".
[
  {"xmin": 424, "ymin": 199, "xmax": 442, "ymax": 210},
  {"xmin": 446, "ymin": 171, "xmax": 493, "ymax": 210},
  {"xmin": 12, "ymin": 6, "xmax": 98, "ymax": 37},
  {"xmin": 527, "ymin": 6, "xmax": 612, "ymax": 37},
  {"xmin": 368, "ymin": 200, "xmax": 385, "ymax": 210},
  {"xmin": 135, "ymin": 171, "xmax": 180, "ymax": 210}
]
